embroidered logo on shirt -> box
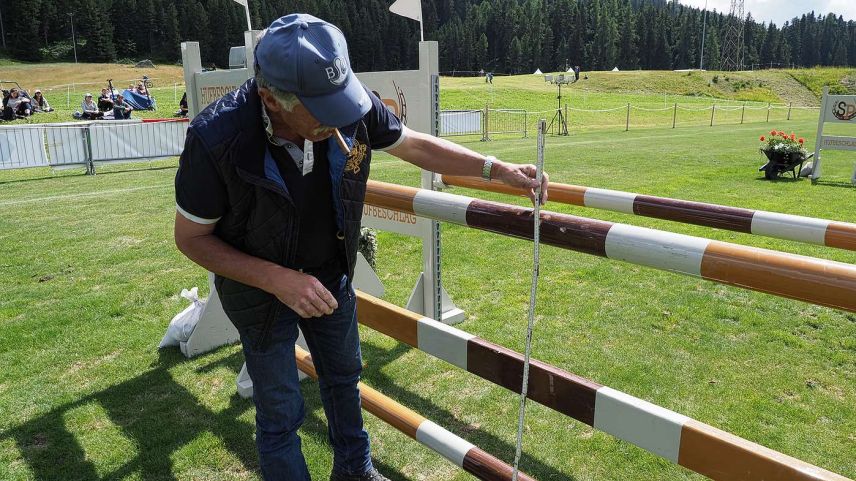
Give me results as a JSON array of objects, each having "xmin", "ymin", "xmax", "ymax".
[{"xmin": 345, "ymin": 141, "xmax": 367, "ymax": 174}]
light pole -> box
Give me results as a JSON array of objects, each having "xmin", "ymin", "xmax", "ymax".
[
  {"xmin": 699, "ymin": 0, "xmax": 708, "ymax": 70},
  {"xmin": 68, "ymin": 12, "xmax": 78, "ymax": 63}
]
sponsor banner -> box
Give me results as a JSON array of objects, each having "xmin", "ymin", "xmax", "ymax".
[
  {"xmin": 195, "ymin": 69, "xmax": 250, "ymax": 110},
  {"xmin": 822, "ymin": 135, "xmax": 856, "ymax": 152},
  {"xmin": 362, "ymin": 204, "xmax": 425, "ymax": 237},
  {"xmin": 823, "ymin": 95, "xmax": 856, "ymax": 123},
  {"xmin": 358, "ymin": 70, "xmax": 430, "ymax": 134}
]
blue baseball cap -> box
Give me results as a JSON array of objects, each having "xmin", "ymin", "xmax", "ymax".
[{"xmin": 254, "ymin": 14, "xmax": 371, "ymax": 128}]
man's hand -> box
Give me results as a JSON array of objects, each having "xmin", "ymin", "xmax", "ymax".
[
  {"xmin": 174, "ymin": 212, "xmax": 338, "ymax": 320},
  {"xmin": 495, "ymin": 161, "xmax": 550, "ymax": 206},
  {"xmin": 268, "ymin": 268, "xmax": 338, "ymax": 318}
]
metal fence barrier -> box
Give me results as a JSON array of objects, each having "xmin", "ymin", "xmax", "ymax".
[
  {"xmin": 486, "ymin": 109, "xmax": 527, "ymax": 140},
  {"xmin": 439, "ymin": 102, "xmax": 821, "ymax": 139},
  {"xmin": 0, "ymin": 119, "xmax": 189, "ymax": 172},
  {"xmin": 439, "ymin": 110, "xmax": 483, "ymax": 137},
  {"xmin": 0, "ymin": 125, "xmax": 50, "ymax": 170}
]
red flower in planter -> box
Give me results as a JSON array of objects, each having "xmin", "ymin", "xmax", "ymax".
[
  {"xmin": 798, "ymin": 138, "xmax": 805, "ymax": 144},
  {"xmin": 790, "ymin": 133, "xmax": 796, "ymax": 140},
  {"xmin": 770, "ymin": 129, "xmax": 777, "ymax": 135},
  {"xmin": 760, "ymin": 135, "xmax": 766, "ymax": 141}
]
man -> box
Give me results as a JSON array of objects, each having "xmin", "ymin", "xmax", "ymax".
[
  {"xmin": 112, "ymin": 94, "xmax": 133, "ymax": 120},
  {"xmin": 174, "ymin": 13, "xmax": 548, "ymax": 481}
]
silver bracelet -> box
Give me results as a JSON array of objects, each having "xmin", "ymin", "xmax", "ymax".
[{"xmin": 482, "ymin": 155, "xmax": 496, "ymax": 180}]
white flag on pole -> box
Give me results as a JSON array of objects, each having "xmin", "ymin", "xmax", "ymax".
[
  {"xmin": 232, "ymin": 0, "xmax": 251, "ymax": 31},
  {"xmin": 389, "ymin": 0, "xmax": 423, "ymax": 41},
  {"xmin": 389, "ymin": 0, "xmax": 422, "ymax": 22}
]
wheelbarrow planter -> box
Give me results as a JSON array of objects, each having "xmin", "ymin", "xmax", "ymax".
[{"xmin": 759, "ymin": 150, "xmax": 813, "ymax": 180}]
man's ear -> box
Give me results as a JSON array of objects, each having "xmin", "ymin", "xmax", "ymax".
[{"xmin": 257, "ymin": 87, "xmax": 281, "ymax": 113}]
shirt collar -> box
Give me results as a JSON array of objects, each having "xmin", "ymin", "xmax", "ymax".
[{"xmin": 260, "ymin": 102, "xmax": 286, "ymax": 147}]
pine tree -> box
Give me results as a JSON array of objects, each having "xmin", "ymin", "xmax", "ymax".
[
  {"xmin": 7, "ymin": 0, "xmax": 43, "ymax": 61},
  {"xmin": 78, "ymin": 0, "xmax": 116, "ymax": 62},
  {"xmin": 156, "ymin": 2, "xmax": 180, "ymax": 61}
]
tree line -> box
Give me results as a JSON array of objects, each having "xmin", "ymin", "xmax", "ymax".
[{"xmin": 2, "ymin": 0, "xmax": 854, "ymax": 73}]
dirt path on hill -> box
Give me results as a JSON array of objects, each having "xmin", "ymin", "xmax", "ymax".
[{"xmin": 761, "ymin": 72, "xmax": 820, "ymax": 106}]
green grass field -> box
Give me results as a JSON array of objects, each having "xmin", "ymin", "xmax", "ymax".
[
  {"xmin": 4, "ymin": 65, "xmax": 853, "ymax": 127},
  {"xmin": 1, "ymin": 67, "xmax": 855, "ymax": 481}
]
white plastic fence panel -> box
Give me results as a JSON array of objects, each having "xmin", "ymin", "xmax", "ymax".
[
  {"xmin": 90, "ymin": 120, "xmax": 188, "ymax": 162},
  {"xmin": 0, "ymin": 126, "xmax": 49, "ymax": 170},
  {"xmin": 45, "ymin": 124, "xmax": 88, "ymax": 166},
  {"xmin": 440, "ymin": 110, "xmax": 482, "ymax": 136}
]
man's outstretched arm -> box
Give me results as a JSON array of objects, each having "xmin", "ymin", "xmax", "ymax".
[{"xmin": 387, "ymin": 129, "xmax": 549, "ymax": 206}]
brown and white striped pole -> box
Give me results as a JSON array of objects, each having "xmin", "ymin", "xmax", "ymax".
[
  {"xmin": 439, "ymin": 175, "xmax": 856, "ymax": 252},
  {"xmin": 294, "ymin": 345, "xmax": 537, "ymax": 481},
  {"xmin": 355, "ymin": 291, "xmax": 852, "ymax": 481},
  {"xmin": 365, "ymin": 180, "xmax": 856, "ymax": 313}
]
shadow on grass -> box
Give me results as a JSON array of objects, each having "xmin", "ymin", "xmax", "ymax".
[
  {"xmin": 752, "ymin": 176, "xmax": 855, "ymax": 188},
  {"xmin": 0, "ymin": 164, "xmax": 176, "ymax": 186},
  {"xmin": 0, "ymin": 349, "xmax": 257, "ymax": 481},
  {"xmin": 0, "ymin": 171, "xmax": 87, "ymax": 186},
  {"xmin": 1, "ymin": 339, "xmax": 574, "ymax": 481},
  {"xmin": 90, "ymin": 164, "xmax": 178, "ymax": 177},
  {"xmin": 811, "ymin": 179, "xmax": 856, "ymax": 189},
  {"xmin": 753, "ymin": 175, "xmax": 803, "ymax": 183},
  {"xmin": 357, "ymin": 342, "xmax": 578, "ymax": 481}
]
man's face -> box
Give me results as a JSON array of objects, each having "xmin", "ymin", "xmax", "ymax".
[{"xmin": 259, "ymin": 88, "xmax": 335, "ymax": 142}]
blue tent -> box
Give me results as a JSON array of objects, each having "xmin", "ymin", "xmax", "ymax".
[{"xmin": 121, "ymin": 89, "xmax": 156, "ymax": 110}]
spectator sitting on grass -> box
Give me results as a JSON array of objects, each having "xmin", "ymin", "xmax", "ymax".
[
  {"xmin": 32, "ymin": 90, "xmax": 53, "ymax": 113},
  {"xmin": 175, "ymin": 91, "xmax": 189, "ymax": 117},
  {"xmin": 112, "ymin": 94, "xmax": 133, "ymax": 120},
  {"xmin": 135, "ymin": 81, "xmax": 148, "ymax": 96},
  {"xmin": 98, "ymin": 88, "xmax": 114, "ymax": 111},
  {"xmin": 81, "ymin": 93, "xmax": 104, "ymax": 119},
  {"xmin": 5, "ymin": 88, "xmax": 32, "ymax": 118}
]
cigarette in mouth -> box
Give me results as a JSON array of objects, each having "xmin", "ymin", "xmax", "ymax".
[{"xmin": 334, "ymin": 129, "xmax": 350, "ymax": 155}]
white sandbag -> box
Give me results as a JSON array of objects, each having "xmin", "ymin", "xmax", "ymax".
[{"xmin": 159, "ymin": 287, "xmax": 204, "ymax": 348}]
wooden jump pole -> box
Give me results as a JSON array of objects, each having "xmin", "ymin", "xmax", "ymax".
[
  {"xmin": 295, "ymin": 345, "xmax": 536, "ymax": 481},
  {"xmin": 355, "ymin": 291, "xmax": 852, "ymax": 481},
  {"xmin": 439, "ymin": 175, "xmax": 856, "ymax": 252},
  {"xmin": 365, "ymin": 180, "xmax": 856, "ymax": 313}
]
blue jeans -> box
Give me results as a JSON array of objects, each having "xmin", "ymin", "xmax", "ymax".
[
  {"xmin": 113, "ymin": 107, "xmax": 131, "ymax": 119},
  {"xmin": 237, "ymin": 276, "xmax": 372, "ymax": 481}
]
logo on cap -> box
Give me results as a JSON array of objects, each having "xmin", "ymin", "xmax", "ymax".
[{"xmin": 326, "ymin": 57, "xmax": 348, "ymax": 86}]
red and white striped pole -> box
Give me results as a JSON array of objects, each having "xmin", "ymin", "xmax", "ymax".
[
  {"xmin": 355, "ymin": 292, "xmax": 852, "ymax": 481},
  {"xmin": 364, "ymin": 180, "xmax": 856, "ymax": 313},
  {"xmin": 440, "ymin": 175, "xmax": 856, "ymax": 252},
  {"xmin": 295, "ymin": 345, "xmax": 536, "ymax": 481}
]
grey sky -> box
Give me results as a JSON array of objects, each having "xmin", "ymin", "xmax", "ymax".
[{"xmin": 679, "ymin": 1, "xmax": 856, "ymax": 26}]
